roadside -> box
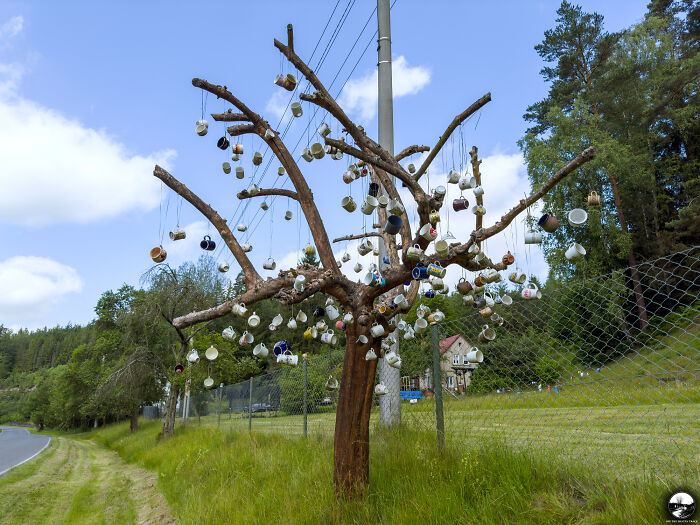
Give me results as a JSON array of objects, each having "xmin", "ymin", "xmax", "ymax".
[{"xmin": 0, "ymin": 437, "xmax": 175, "ymax": 524}]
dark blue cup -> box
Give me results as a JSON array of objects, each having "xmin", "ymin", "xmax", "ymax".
[
  {"xmin": 424, "ymin": 290, "xmax": 435, "ymax": 298},
  {"xmin": 385, "ymin": 215, "xmax": 402, "ymax": 235},
  {"xmin": 313, "ymin": 307, "xmax": 325, "ymax": 318},
  {"xmin": 382, "ymin": 256, "xmax": 390, "ymax": 264},
  {"xmin": 200, "ymin": 235, "xmax": 216, "ymax": 251},
  {"xmin": 412, "ymin": 266, "xmax": 428, "ymax": 280},
  {"xmin": 368, "ymin": 182, "xmax": 380, "ymax": 197},
  {"xmin": 217, "ymin": 136, "xmax": 230, "ymax": 150},
  {"xmin": 273, "ymin": 340, "xmax": 290, "ymax": 356}
]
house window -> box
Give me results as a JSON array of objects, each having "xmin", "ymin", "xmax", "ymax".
[
  {"xmin": 453, "ymin": 354, "xmax": 459, "ymax": 365},
  {"xmin": 463, "ymin": 354, "xmax": 469, "ymax": 365},
  {"xmin": 447, "ymin": 375, "xmax": 454, "ymax": 388}
]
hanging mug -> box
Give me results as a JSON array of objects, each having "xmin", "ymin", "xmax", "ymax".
[
  {"xmin": 235, "ymin": 166, "xmax": 245, "ymax": 179},
  {"xmin": 419, "ymin": 224, "xmax": 438, "ymax": 241},
  {"xmin": 484, "ymin": 269, "xmax": 499, "ymax": 283},
  {"xmin": 241, "ymin": 243, "xmax": 252, "ymax": 253},
  {"xmin": 247, "ymin": 184, "xmax": 260, "ymax": 196},
  {"xmin": 521, "ymin": 283, "xmax": 541, "ymax": 300},
  {"xmin": 473, "ymin": 185, "xmax": 484, "ymax": 197},
  {"xmin": 263, "ymin": 257, "xmax": 276, "ymax": 270},
  {"xmin": 452, "ymin": 197, "xmax": 469, "ymax": 212},
  {"xmin": 479, "ymin": 306, "xmax": 493, "ymax": 318},
  {"xmin": 424, "ymin": 289, "xmax": 436, "ymax": 299},
  {"xmin": 343, "ymin": 312, "xmax": 354, "ymax": 324},
  {"xmin": 294, "ymin": 275, "xmax": 306, "ymax": 291},
  {"xmin": 565, "ymin": 243, "xmax": 586, "ymax": 262},
  {"xmin": 370, "ymin": 323, "xmax": 385, "ymax": 338},
  {"xmin": 252, "ymin": 151, "xmax": 263, "ymax": 165},
  {"xmin": 435, "ymin": 240, "xmax": 449, "ymax": 258},
  {"xmin": 524, "ymin": 230, "xmax": 542, "ymax": 244},
  {"xmin": 394, "ymin": 293, "xmax": 409, "ymax": 309},
  {"xmin": 237, "ymin": 223, "xmax": 247, "ymax": 232},
  {"xmin": 368, "ymin": 182, "xmax": 380, "ymax": 197},
  {"xmin": 509, "ymin": 270, "xmax": 527, "ymax": 284},
  {"xmin": 284, "ymin": 210, "xmax": 293, "ymax": 220},
  {"xmin": 365, "ymin": 348, "xmax": 377, "ymax": 361},
  {"xmin": 407, "ymin": 163, "xmax": 416, "ymax": 174},
  {"xmin": 200, "ymin": 235, "xmax": 216, "ymax": 251},
  {"xmin": 264, "ymin": 129, "xmax": 276, "ymax": 140},
  {"xmin": 465, "ymin": 349, "xmax": 483, "ymax": 363},
  {"xmin": 429, "ymin": 276, "xmax": 444, "ymax": 290},
  {"xmin": 150, "ymin": 245, "xmax": 167, "ymax": 263},
  {"xmin": 472, "ymin": 205, "xmax": 486, "ymax": 216},
  {"xmin": 291, "ymin": 102, "xmax": 303, "ymax": 117},
  {"xmin": 222, "ymin": 162, "xmax": 231, "ymax": 174},
  {"xmin": 325, "ymin": 376, "xmax": 339, "ymax": 391},
  {"xmin": 412, "ymin": 265, "xmax": 428, "ymax": 280},
  {"xmin": 587, "ymin": 191, "xmax": 601, "ymax": 206},
  {"xmin": 433, "ymin": 185, "xmax": 446, "ymax": 200},
  {"xmin": 232, "ymin": 153, "xmax": 240, "ymax": 162},
  {"xmin": 169, "ymin": 228, "xmax": 186, "ymax": 241},
  {"xmin": 218, "ymin": 261, "xmax": 230, "ymax": 273},
  {"xmin": 463, "ymin": 294, "xmax": 475, "ymax": 305},
  {"xmin": 321, "ymin": 330, "xmax": 337, "ymax": 345},
  {"xmin": 342, "ymin": 171, "xmax": 354, "ymax": 184},
  {"xmin": 377, "ymin": 195, "xmax": 389, "ymax": 209},
  {"xmin": 326, "ymin": 305, "xmax": 340, "ymax": 320},
  {"xmin": 296, "ymin": 310, "xmax": 307, "ymax": 323},
  {"xmin": 568, "ymin": 208, "xmax": 588, "ymax": 227},
  {"xmin": 278, "ymin": 166, "xmax": 286, "ymax": 176},
  {"xmin": 353, "ymin": 262, "xmax": 363, "ymax": 273},
  {"xmin": 195, "ymin": 119, "xmax": 208, "ymax": 136},
  {"xmin": 318, "ymin": 122, "xmax": 331, "ymax": 137},
  {"xmin": 336, "ymin": 320, "xmax": 345, "ymax": 331},
  {"xmin": 385, "ymin": 349, "xmax": 400, "ymax": 366},
  {"xmin": 375, "ymin": 383, "xmax": 388, "ymax": 395},
  {"xmin": 403, "ymin": 328, "xmax": 415, "ymax": 340},
  {"xmin": 302, "ymin": 148, "xmax": 313, "ymax": 162},
  {"xmin": 222, "ymin": 326, "xmax": 236, "ymax": 340},
  {"xmin": 186, "ymin": 349, "xmax": 199, "ymax": 363},
  {"xmin": 253, "ymin": 343, "xmax": 268, "ymax": 357},
  {"xmin": 538, "ymin": 213, "xmax": 559, "ymax": 233},
  {"xmin": 457, "ymin": 278, "xmax": 473, "ymax": 295},
  {"xmin": 458, "ymin": 176, "xmax": 476, "ymax": 190},
  {"xmin": 385, "ymin": 215, "xmax": 402, "ymax": 235},
  {"xmin": 232, "ymin": 302, "xmax": 247, "ymax": 316},
  {"xmin": 271, "ymin": 313, "xmax": 284, "ymax": 327},
  {"xmin": 427, "ymin": 263, "xmax": 446, "ymax": 278},
  {"xmin": 406, "ymin": 244, "xmax": 423, "ymax": 261},
  {"xmin": 217, "ymin": 136, "xmax": 230, "ymax": 150},
  {"xmin": 447, "ymin": 170, "xmax": 460, "ymax": 184},
  {"xmin": 248, "ymin": 312, "xmax": 260, "ymax": 327},
  {"xmin": 274, "ymin": 73, "xmax": 297, "ymax": 91},
  {"xmin": 502, "ymin": 251, "xmax": 515, "ymax": 266},
  {"xmin": 341, "ymin": 196, "xmax": 357, "ymax": 212},
  {"xmin": 342, "ymin": 252, "xmax": 351, "ymax": 262},
  {"xmin": 388, "ymin": 199, "xmax": 405, "ymax": 216},
  {"xmin": 414, "ymin": 318, "xmax": 428, "ymax": 333},
  {"xmin": 432, "ymin": 309, "xmax": 445, "ymax": 323},
  {"xmin": 260, "ymin": 201, "xmax": 269, "ymax": 211},
  {"xmin": 361, "ymin": 195, "xmax": 379, "ymax": 215},
  {"xmin": 287, "ymin": 317, "xmax": 298, "ymax": 330},
  {"xmin": 501, "ymin": 294, "xmax": 513, "ymax": 306},
  {"xmin": 239, "ymin": 331, "xmax": 254, "ymax": 345},
  {"xmin": 483, "ymin": 292, "xmax": 495, "ymax": 307},
  {"xmin": 310, "ymin": 142, "xmax": 325, "ymax": 159},
  {"xmin": 356, "ymin": 334, "xmax": 368, "ymax": 345},
  {"xmin": 429, "ymin": 210, "xmax": 440, "ymax": 224}
]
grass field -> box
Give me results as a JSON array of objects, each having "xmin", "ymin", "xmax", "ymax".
[
  {"xmin": 0, "ymin": 436, "xmax": 174, "ymax": 524},
  {"xmin": 87, "ymin": 419, "xmax": 680, "ymax": 524}
]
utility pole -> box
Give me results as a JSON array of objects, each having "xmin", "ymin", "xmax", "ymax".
[{"xmin": 377, "ymin": 0, "xmax": 401, "ymax": 427}]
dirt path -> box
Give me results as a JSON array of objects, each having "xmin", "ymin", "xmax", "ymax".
[{"xmin": 0, "ymin": 437, "xmax": 175, "ymax": 524}]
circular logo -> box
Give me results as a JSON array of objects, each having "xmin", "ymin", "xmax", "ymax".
[{"xmin": 668, "ymin": 492, "xmax": 696, "ymax": 520}]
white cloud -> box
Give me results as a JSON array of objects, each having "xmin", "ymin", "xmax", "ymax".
[
  {"xmin": 0, "ymin": 256, "xmax": 83, "ymax": 320},
  {"xmin": 0, "ymin": 16, "xmax": 23, "ymax": 40},
  {"xmin": 0, "ymin": 94, "xmax": 175, "ymax": 226},
  {"xmin": 339, "ymin": 56, "xmax": 431, "ymax": 121},
  {"xmin": 265, "ymin": 90, "xmax": 291, "ymax": 121}
]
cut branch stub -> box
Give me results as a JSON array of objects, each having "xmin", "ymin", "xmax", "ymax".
[{"xmin": 237, "ymin": 188, "xmax": 299, "ymax": 201}]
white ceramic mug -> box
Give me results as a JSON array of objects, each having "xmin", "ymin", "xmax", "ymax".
[
  {"xmin": 501, "ymin": 295, "xmax": 513, "ymax": 306},
  {"xmin": 353, "ymin": 262, "xmax": 363, "ymax": 273},
  {"xmin": 524, "ymin": 231, "xmax": 542, "ymax": 244},
  {"xmin": 318, "ymin": 122, "xmax": 331, "ymax": 137},
  {"xmin": 414, "ymin": 318, "xmax": 428, "ymax": 333},
  {"xmin": 394, "ymin": 293, "xmax": 409, "ymax": 309},
  {"xmin": 388, "ymin": 199, "xmax": 405, "ymax": 216},
  {"xmin": 271, "ymin": 313, "xmax": 284, "ymax": 327},
  {"xmin": 377, "ymin": 195, "xmax": 389, "ymax": 209},
  {"xmin": 365, "ymin": 348, "xmax": 377, "ymax": 361},
  {"xmin": 232, "ymin": 302, "xmax": 247, "ymax": 316},
  {"xmin": 326, "ymin": 305, "xmax": 340, "ymax": 320},
  {"xmin": 296, "ymin": 311, "xmax": 307, "ymax": 323},
  {"xmin": 565, "ymin": 243, "xmax": 586, "ymax": 262},
  {"xmin": 218, "ymin": 262, "xmax": 229, "ymax": 273},
  {"xmin": 222, "ymin": 326, "xmax": 236, "ymax": 340},
  {"xmin": 291, "ymin": 102, "xmax": 303, "ymax": 117},
  {"xmin": 406, "ymin": 244, "xmax": 423, "ymax": 260},
  {"xmin": 301, "ymin": 148, "xmax": 313, "ymax": 162},
  {"xmin": 287, "ymin": 318, "xmax": 298, "ymax": 330},
  {"xmin": 248, "ymin": 312, "xmax": 260, "ymax": 327},
  {"xmin": 432, "ymin": 309, "xmax": 445, "ymax": 323},
  {"xmin": 521, "ymin": 283, "xmax": 541, "ymax": 300},
  {"xmin": 473, "ymin": 185, "xmax": 484, "ymax": 196},
  {"xmin": 341, "ymin": 196, "xmax": 357, "ymax": 212},
  {"xmin": 435, "ymin": 239, "xmax": 449, "ymax": 258},
  {"xmin": 263, "ymin": 257, "xmax": 276, "ymax": 270},
  {"xmin": 222, "ymin": 162, "xmax": 231, "ymax": 174},
  {"xmin": 321, "ymin": 330, "xmax": 337, "ymax": 344},
  {"xmin": 385, "ymin": 349, "xmax": 400, "ymax": 366},
  {"xmin": 466, "ymin": 349, "xmax": 483, "ymax": 363},
  {"xmin": 343, "ymin": 313, "xmax": 354, "ymax": 324},
  {"xmin": 235, "ymin": 166, "xmax": 245, "ymax": 179},
  {"xmin": 310, "ymin": 142, "xmax": 325, "ymax": 159},
  {"xmin": 342, "ymin": 252, "xmax": 351, "ymax": 262},
  {"xmin": 568, "ymin": 208, "xmax": 588, "ymax": 227},
  {"xmin": 375, "ymin": 383, "xmax": 388, "ymax": 395},
  {"xmin": 253, "ymin": 343, "xmax": 268, "ymax": 357},
  {"xmin": 356, "ymin": 334, "xmax": 368, "ymax": 345},
  {"xmin": 370, "ymin": 323, "xmax": 385, "ymax": 338},
  {"xmin": 419, "ymin": 224, "xmax": 438, "ymax": 241},
  {"xmin": 361, "ymin": 195, "xmax": 379, "ymax": 215},
  {"xmin": 294, "ymin": 275, "xmax": 306, "ymax": 291},
  {"xmin": 248, "ymin": 184, "xmax": 260, "ymax": 196},
  {"xmin": 264, "ymin": 129, "xmax": 276, "ymax": 140}
]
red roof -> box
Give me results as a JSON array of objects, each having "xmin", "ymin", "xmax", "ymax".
[{"xmin": 439, "ymin": 334, "xmax": 461, "ymax": 353}]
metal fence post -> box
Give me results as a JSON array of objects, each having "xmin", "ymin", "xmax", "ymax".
[
  {"xmin": 217, "ymin": 383, "xmax": 222, "ymax": 428},
  {"xmin": 303, "ymin": 355, "xmax": 308, "ymax": 438},
  {"xmin": 248, "ymin": 377, "xmax": 253, "ymax": 432},
  {"xmin": 430, "ymin": 323, "xmax": 445, "ymax": 451}
]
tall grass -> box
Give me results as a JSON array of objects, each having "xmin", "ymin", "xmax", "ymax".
[{"xmin": 91, "ymin": 420, "xmax": 678, "ymax": 524}]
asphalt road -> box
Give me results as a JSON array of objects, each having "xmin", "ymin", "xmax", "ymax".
[{"xmin": 0, "ymin": 426, "xmax": 51, "ymax": 477}]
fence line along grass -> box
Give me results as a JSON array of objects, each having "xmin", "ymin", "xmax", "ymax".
[{"xmin": 90, "ymin": 419, "xmax": 679, "ymax": 524}]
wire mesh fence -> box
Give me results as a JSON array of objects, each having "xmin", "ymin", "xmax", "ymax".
[{"xmin": 178, "ymin": 247, "xmax": 699, "ymax": 480}]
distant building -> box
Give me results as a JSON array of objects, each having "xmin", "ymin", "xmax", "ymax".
[{"xmin": 413, "ymin": 334, "xmax": 479, "ymax": 393}]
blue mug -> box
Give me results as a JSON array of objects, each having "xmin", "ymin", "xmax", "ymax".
[
  {"xmin": 382, "ymin": 256, "xmax": 390, "ymax": 264},
  {"xmin": 273, "ymin": 340, "xmax": 290, "ymax": 356},
  {"xmin": 427, "ymin": 263, "xmax": 446, "ymax": 278},
  {"xmin": 368, "ymin": 182, "xmax": 380, "ymax": 197},
  {"xmin": 217, "ymin": 136, "xmax": 230, "ymax": 150},
  {"xmin": 313, "ymin": 307, "xmax": 325, "ymax": 318},
  {"xmin": 424, "ymin": 290, "xmax": 435, "ymax": 298},
  {"xmin": 200, "ymin": 235, "xmax": 216, "ymax": 251},
  {"xmin": 385, "ymin": 215, "xmax": 402, "ymax": 235},
  {"xmin": 412, "ymin": 266, "xmax": 428, "ymax": 280}
]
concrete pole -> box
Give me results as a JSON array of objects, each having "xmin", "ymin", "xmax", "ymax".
[{"xmin": 377, "ymin": 0, "xmax": 401, "ymax": 427}]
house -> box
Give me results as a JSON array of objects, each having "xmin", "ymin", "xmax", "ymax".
[{"xmin": 415, "ymin": 334, "xmax": 479, "ymax": 393}]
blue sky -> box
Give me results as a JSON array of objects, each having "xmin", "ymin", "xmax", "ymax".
[{"xmin": 0, "ymin": 1, "xmax": 649, "ymax": 331}]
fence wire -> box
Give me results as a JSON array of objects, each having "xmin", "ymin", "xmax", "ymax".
[{"xmin": 177, "ymin": 247, "xmax": 699, "ymax": 481}]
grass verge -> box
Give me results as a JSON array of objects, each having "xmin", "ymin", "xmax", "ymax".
[{"xmin": 91, "ymin": 419, "xmax": 687, "ymax": 524}]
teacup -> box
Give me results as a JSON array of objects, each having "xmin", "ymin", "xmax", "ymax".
[
  {"xmin": 196, "ymin": 119, "xmax": 208, "ymax": 136},
  {"xmin": 361, "ymin": 196, "xmax": 379, "ymax": 215},
  {"xmin": 365, "ymin": 348, "xmax": 377, "ymax": 361},
  {"xmin": 296, "ymin": 311, "xmax": 307, "ymax": 323},
  {"xmin": 218, "ymin": 262, "xmax": 229, "ymax": 273},
  {"xmin": 302, "ymin": 148, "xmax": 313, "ymax": 162},
  {"xmin": 150, "ymin": 245, "xmax": 167, "ymax": 263},
  {"xmin": 248, "ymin": 312, "xmax": 260, "ymax": 327},
  {"xmin": 287, "ymin": 318, "xmax": 298, "ymax": 330},
  {"xmin": 375, "ymin": 383, "xmax": 388, "ymax": 395},
  {"xmin": 388, "ymin": 199, "xmax": 405, "ymax": 216},
  {"xmin": 253, "ymin": 343, "xmax": 269, "ymax": 357},
  {"xmin": 222, "ymin": 326, "xmax": 236, "ymax": 340},
  {"xmin": 200, "ymin": 236, "xmax": 215, "ymax": 251},
  {"xmin": 353, "ymin": 262, "xmax": 363, "ymax": 273},
  {"xmin": 294, "ymin": 275, "xmax": 306, "ymax": 291},
  {"xmin": 447, "ymin": 170, "xmax": 460, "ymax": 184},
  {"xmin": 356, "ymin": 335, "xmax": 368, "ymax": 345},
  {"xmin": 239, "ymin": 331, "xmax": 254, "ymax": 345},
  {"xmin": 343, "ymin": 313, "xmax": 354, "ymax": 324},
  {"xmin": 310, "ymin": 142, "xmax": 325, "ymax": 159},
  {"xmin": 232, "ymin": 302, "xmax": 247, "ymax": 316},
  {"xmin": 473, "ymin": 185, "xmax": 484, "ymax": 197},
  {"xmin": 370, "ymin": 323, "xmax": 385, "ymax": 338}
]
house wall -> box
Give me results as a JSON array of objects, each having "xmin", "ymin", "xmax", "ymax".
[{"xmin": 418, "ymin": 336, "xmax": 478, "ymax": 391}]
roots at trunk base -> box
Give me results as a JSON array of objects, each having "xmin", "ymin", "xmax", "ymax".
[{"xmin": 333, "ymin": 322, "xmax": 378, "ymax": 497}]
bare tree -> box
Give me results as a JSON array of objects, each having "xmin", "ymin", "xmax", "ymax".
[{"xmin": 153, "ymin": 27, "xmax": 595, "ymax": 497}]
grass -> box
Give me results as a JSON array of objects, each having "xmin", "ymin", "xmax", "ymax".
[
  {"xmin": 89, "ymin": 418, "xmax": 683, "ymax": 524},
  {"xmin": 0, "ymin": 436, "xmax": 174, "ymax": 524}
]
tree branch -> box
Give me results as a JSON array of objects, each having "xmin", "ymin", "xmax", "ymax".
[
  {"xmin": 414, "ymin": 93, "xmax": 492, "ymax": 181},
  {"xmin": 227, "ymin": 124, "xmax": 257, "ymax": 137},
  {"xmin": 154, "ymin": 165, "xmax": 262, "ymax": 287},
  {"xmin": 192, "ymin": 78, "xmax": 261, "ymax": 122},
  {"xmin": 332, "ymin": 232, "xmax": 381, "ymax": 243},
  {"xmin": 211, "ymin": 111, "xmax": 251, "ymax": 122},
  {"xmin": 470, "ymin": 146, "xmax": 485, "ymax": 244},
  {"xmin": 237, "ymin": 188, "xmax": 299, "ymax": 201},
  {"xmin": 395, "ymin": 145, "xmax": 429, "ymax": 162}
]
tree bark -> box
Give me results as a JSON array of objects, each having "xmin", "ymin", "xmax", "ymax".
[
  {"xmin": 163, "ymin": 384, "xmax": 179, "ymax": 439},
  {"xmin": 130, "ymin": 408, "xmax": 139, "ymax": 433},
  {"xmin": 333, "ymin": 319, "xmax": 378, "ymax": 497}
]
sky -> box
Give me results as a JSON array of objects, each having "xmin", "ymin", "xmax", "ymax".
[{"xmin": 0, "ymin": 1, "xmax": 650, "ymax": 331}]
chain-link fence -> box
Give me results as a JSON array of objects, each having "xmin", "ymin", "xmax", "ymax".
[{"xmin": 178, "ymin": 247, "xmax": 699, "ymax": 480}]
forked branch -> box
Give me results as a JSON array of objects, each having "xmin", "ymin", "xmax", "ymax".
[
  {"xmin": 332, "ymin": 232, "xmax": 381, "ymax": 243},
  {"xmin": 395, "ymin": 145, "xmax": 429, "ymax": 162}
]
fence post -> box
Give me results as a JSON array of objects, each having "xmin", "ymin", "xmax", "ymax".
[
  {"xmin": 430, "ymin": 323, "xmax": 445, "ymax": 451},
  {"xmin": 303, "ymin": 354, "xmax": 308, "ymax": 437},
  {"xmin": 217, "ymin": 383, "xmax": 222, "ymax": 428},
  {"xmin": 248, "ymin": 376, "xmax": 253, "ymax": 432}
]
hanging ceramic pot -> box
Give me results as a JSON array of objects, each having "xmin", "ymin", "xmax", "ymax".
[
  {"xmin": 218, "ymin": 262, "xmax": 229, "ymax": 273},
  {"xmin": 433, "ymin": 185, "xmax": 447, "ymax": 200},
  {"xmin": 565, "ymin": 243, "xmax": 586, "ymax": 262},
  {"xmin": 253, "ymin": 343, "xmax": 268, "ymax": 357},
  {"xmin": 472, "ymin": 205, "xmax": 486, "ymax": 216},
  {"xmin": 196, "ymin": 119, "xmax": 208, "ymax": 136},
  {"xmin": 150, "ymin": 245, "xmax": 167, "ymax": 263},
  {"xmin": 457, "ymin": 278, "xmax": 473, "ymax": 295},
  {"xmin": 217, "ymin": 136, "xmax": 230, "ymax": 150},
  {"xmin": 231, "ymin": 153, "xmax": 240, "ymax": 162}
]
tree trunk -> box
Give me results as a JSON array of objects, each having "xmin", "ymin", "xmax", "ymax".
[
  {"xmin": 608, "ymin": 173, "xmax": 648, "ymax": 332},
  {"xmin": 333, "ymin": 321, "xmax": 378, "ymax": 498},
  {"xmin": 130, "ymin": 408, "xmax": 139, "ymax": 433},
  {"xmin": 163, "ymin": 384, "xmax": 180, "ymax": 439}
]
